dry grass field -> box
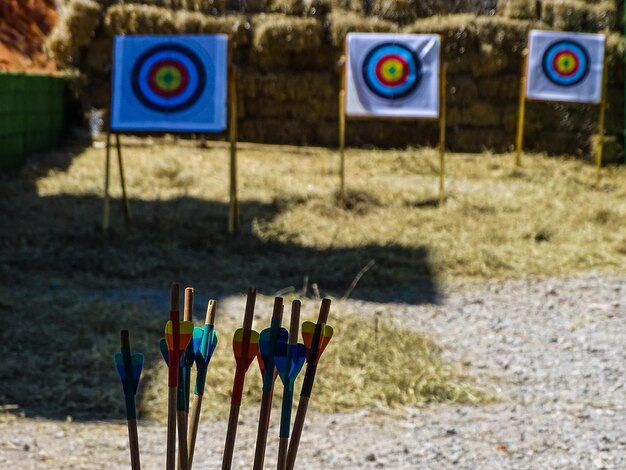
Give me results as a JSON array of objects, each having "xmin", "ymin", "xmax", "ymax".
[{"xmin": 1, "ymin": 137, "xmax": 625, "ymax": 422}]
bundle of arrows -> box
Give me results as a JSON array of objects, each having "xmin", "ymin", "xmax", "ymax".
[{"xmin": 114, "ymin": 283, "xmax": 334, "ymax": 470}]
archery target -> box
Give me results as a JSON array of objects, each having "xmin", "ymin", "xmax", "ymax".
[
  {"xmin": 362, "ymin": 43, "xmax": 421, "ymax": 99},
  {"xmin": 131, "ymin": 44, "xmax": 205, "ymax": 112},
  {"xmin": 111, "ymin": 35, "xmax": 228, "ymax": 132},
  {"xmin": 346, "ymin": 33, "xmax": 440, "ymax": 118},
  {"xmin": 542, "ymin": 40, "xmax": 589, "ymax": 87},
  {"xmin": 526, "ymin": 30, "xmax": 605, "ymax": 104}
]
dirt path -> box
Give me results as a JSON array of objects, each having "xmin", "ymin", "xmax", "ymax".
[{"xmin": 1, "ymin": 273, "xmax": 624, "ymax": 469}]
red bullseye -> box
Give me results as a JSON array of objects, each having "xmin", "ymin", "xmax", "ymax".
[
  {"xmin": 147, "ymin": 59, "xmax": 190, "ymax": 98},
  {"xmin": 552, "ymin": 51, "xmax": 579, "ymax": 77},
  {"xmin": 374, "ymin": 54, "xmax": 409, "ymax": 87}
]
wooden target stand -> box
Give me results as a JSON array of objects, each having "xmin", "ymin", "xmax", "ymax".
[
  {"xmin": 338, "ymin": 50, "xmax": 447, "ymax": 206},
  {"xmin": 515, "ymin": 37, "xmax": 609, "ymax": 189},
  {"xmin": 103, "ymin": 44, "xmax": 240, "ymax": 234}
]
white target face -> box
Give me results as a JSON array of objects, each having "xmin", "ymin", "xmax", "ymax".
[
  {"xmin": 526, "ymin": 30, "xmax": 605, "ymax": 104},
  {"xmin": 345, "ymin": 33, "xmax": 440, "ymax": 118}
]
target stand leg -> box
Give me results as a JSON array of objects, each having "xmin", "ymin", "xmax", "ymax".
[
  {"xmin": 228, "ymin": 65, "xmax": 240, "ymax": 234},
  {"xmin": 438, "ymin": 63, "xmax": 447, "ymax": 206},
  {"xmin": 339, "ymin": 90, "xmax": 346, "ymax": 201},
  {"xmin": 115, "ymin": 133, "xmax": 131, "ymax": 224},
  {"xmin": 103, "ymin": 130, "xmax": 112, "ymax": 232},
  {"xmin": 515, "ymin": 49, "xmax": 529, "ymax": 167},
  {"xmin": 595, "ymin": 43, "xmax": 609, "ymax": 189}
]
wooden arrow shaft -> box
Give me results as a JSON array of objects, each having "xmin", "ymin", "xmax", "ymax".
[
  {"xmin": 177, "ymin": 410, "xmax": 189, "ymax": 470},
  {"xmin": 166, "ymin": 386, "xmax": 177, "ymax": 470},
  {"xmin": 187, "ymin": 394, "xmax": 203, "ymax": 470},
  {"xmin": 276, "ymin": 437, "xmax": 288, "ymax": 470},
  {"xmin": 221, "ymin": 404, "xmax": 241, "ymax": 470},
  {"xmin": 252, "ymin": 388, "xmax": 274, "ymax": 470},
  {"xmin": 127, "ymin": 418, "xmax": 141, "ymax": 470},
  {"xmin": 285, "ymin": 396, "xmax": 310, "ymax": 470}
]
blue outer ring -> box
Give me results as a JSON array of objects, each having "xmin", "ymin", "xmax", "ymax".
[
  {"xmin": 541, "ymin": 40, "xmax": 590, "ymax": 87},
  {"xmin": 362, "ymin": 43, "xmax": 421, "ymax": 99},
  {"xmin": 135, "ymin": 50, "xmax": 201, "ymax": 109},
  {"xmin": 131, "ymin": 44, "xmax": 206, "ymax": 113}
]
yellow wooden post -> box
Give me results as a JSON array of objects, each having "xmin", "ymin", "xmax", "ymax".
[
  {"xmin": 115, "ymin": 133, "xmax": 130, "ymax": 223},
  {"xmin": 515, "ymin": 48, "xmax": 529, "ymax": 167},
  {"xmin": 228, "ymin": 64, "xmax": 239, "ymax": 234},
  {"xmin": 595, "ymin": 39, "xmax": 609, "ymax": 189},
  {"xmin": 339, "ymin": 53, "xmax": 347, "ymax": 199},
  {"xmin": 438, "ymin": 62, "xmax": 447, "ymax": 206}
]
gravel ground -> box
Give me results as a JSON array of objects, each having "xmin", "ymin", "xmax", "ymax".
[{"xmin": 1, "ymin": 273, "xmax": 624, "ymax": 469}]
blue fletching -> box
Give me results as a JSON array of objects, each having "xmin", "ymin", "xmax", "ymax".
[
  {"xmin": 259, "ymin": 327, "xmax": 288, "ymax": 357},
  {"xmin": 114, "ymin": 352, "xmax": 144, "ymax": 395},
  {"xmin": 289, "ymin": 343, "xmax": 307, "ymax": 380},
  {"xmin": 196, "ymin": 326, "xmax": 218, "ymax": 369},
  {"xmin": 159, "ymin": 338, "xmax": 169, "ymax": 366},
  {"xmin": 192, "ymin": 327, "xmax": 203, "ymax": 356},
  {"xmin": 183, "ymin": 329, "xmax": 199, "ymax": 368},
  {"xmin": 275, "ymin": 342, "xmax": 306, "ymax": 387},
  {"xmin": 274, "ymin": 340, "xmax": 290, "ymax": 385}
]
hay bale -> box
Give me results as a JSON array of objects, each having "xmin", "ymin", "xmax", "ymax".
[
  {"xmin": 347, "ymin": 120, "xmax": 439, "ymax": 147},
  {"xmin": 269, "ymin": 0, "xmax": 306, "ymax": 15},
  {"xmin": 253, "ymin": 14, "xmax": 325, "ymax": 53},
  {"xmin": 97, "ymin": 0, "xmax": 228, "ymax": 14},
  {"xmin": 532, "ymin": 129, "xmax": 588, "ymax": 155},
  {"xmin": 405, "ymin": 14, "xmax": 479, "ymax": 73},
  {"xmin": 456, "ymin": 0, "xmax": 498, "ymax": 14},
  {"xmin": 244, "ymin": 97, "xmax": 337, "ymax": 122},
  {"xmin": 303, "ymin": 0, "xmax": 333, "ymax": 17},
  {"xmin": 447, "ymin": 74, "xmax": 479, "ymax": 106},
  {"xmin": 447, "ymin": 127, "xmax": 512, "ymax": 152},
  {"xmin": 327, "ymin": 10, "xmax": 397, "ymax": 48},
  {"xmin": 104, "ymin": 4, "xmax": 177, "ymax": 35},
  {"xmin": 239, "ymin": 71, "xmax": 337, "ymax": 101},
  {"xmin": 498, "ymin": 0, "xmax": 538, "ymax": 19},
  {"xmin": 405, "ymin": 15, "xmax": 531, "ymax": 75},
  {"xmin": 372, "ymin": 0, "xmax": 417, "ymax": 24},
  {"xmin": 447, "ymin": 101, "xmax": 503, "ymax": 127},
  {"xmin": 247, "ymin": 47, "xmax": 338, "ymax": 72},
  {"xmin": 240, "ymin": 118, "xmax": 313, "ymax": 144},
  {"xmin": 242, "ymin": 0, "xmax": 272, "ymax": 12},
  {"xmin": 84, "ymin": 37, "xmax": 113, "ymax": 74},
  {"xmin": 370, "ymin": 0, "xmax": 463, "ymax": 24},
  {"xmin": 606, "ymin": 33, "xmax": 624, "ymax": 85},
  {"xmin": 477, "ymin": 74, "xmax": 521, "ymax": 101},
  {"xmin": 606, "ymin": 86, "xmax": 624, "ymax": 135},
  {"xmin": 591, "ymin": 134, "xmax": 624, "ymax": 164},
  {"xmin": 541, "ymin": 0, "xmax": 617, "ymax": 32},
  {"xmin": 330, "ymin": 0, "xmax": 366, "ymax": 13},
  {"xmin": 46, "ymin": 0, "xmax": 102, "ymax": 67},
  {"xmin": 174, "ymin": 11, "xmax": 251, "ymax": 46}
]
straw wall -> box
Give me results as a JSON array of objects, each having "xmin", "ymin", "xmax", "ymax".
[{"xmin": 47, "ymin": 0, "xmax": 624, "ymax": 160}]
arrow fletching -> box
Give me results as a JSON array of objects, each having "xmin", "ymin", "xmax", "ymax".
[
  {"xmin": 159, "ymin": 338, "xmax": 169, "ymax": 365},
  {"xmin": 233, "ymin": 327, "xmax": 259, "ymax": 371},
  {"xmin": 275, "ymin": 342, "xmax": 306, "ymax": 387},
  {"xmin": 165, "ymin": 320, "xmax": 194, "ymax": 353},
  {"xmin": 114, "ymin": 352, "xmax": 144, "ymax": 395},
  {"xmin": 196, "ymin": 326, "xmax": 218, "ymax": 369},
  {"xmin": 185, "ymin": 327, "xmax": 203, "ymax": 368},
  {"xmin": 257, "ymin": 327, "xmax": 288, "ymax": 380},
  {"xmin": 302, "ymin": 321, "xmax": 333, "ymax": 364}
]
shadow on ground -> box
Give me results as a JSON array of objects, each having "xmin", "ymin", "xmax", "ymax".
[{"xmin": 0, "ymin": 145, "xmax": 441, "ymax": 419}]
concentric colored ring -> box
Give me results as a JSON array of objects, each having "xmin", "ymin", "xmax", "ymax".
[
  {"xmin": 542, "ymin": 40, "xmax": 589, "ymax": 87},
  {"xmin": 362, "ymin": 43, "xmax": 421, "ymax": 99},
  {"xmin": 131, "ymin": 44, "xmax": 206, "ymax": 112},
  {"xmin": 148, "ymin": 59, "xmax": 189, "ymax": 98}
]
